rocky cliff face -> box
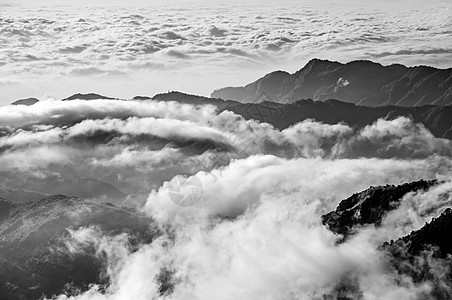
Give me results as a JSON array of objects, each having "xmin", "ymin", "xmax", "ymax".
[
  {"xmin": 322, "ymin": 180, "xmax": 438, "ymax": 240},
  {"xmin": 381, "ymin": 208, "xmax": 452, "ymax": 299},
  {"xmin": 384, "ymin": 207, "xmax": 452, "ymax": 257},
  {"xmin": 211, "ymin": 59, "xmax": 452, "ymax": 106},
  {"xmin": 322, "ymin": 180, "xmax": 452, "ymax": 299}
]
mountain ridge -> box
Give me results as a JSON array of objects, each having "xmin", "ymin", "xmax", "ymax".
[
  {"xmin": 322, "ymin": 179, "xmax": 439, "ymax": 240},
  {"xmin": 10, "ymin": 92, "xmax": 452, "ymax": 139},
  {"xmin": 211, "ymin": 59, "xmax": 452, "ymax": 106}
]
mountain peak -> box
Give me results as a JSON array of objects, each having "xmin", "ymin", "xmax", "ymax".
[
  {"xmin": 62, "ymin": 93, "xmax": 115, "ymax": 101},
  {"xmin": 211, "ymin": 59, "xmax": 452, "ymax": 106},
  {"xmin": 322, "ymin": 179, "xmax": 438, "ymax": 240},
  {"xmin": 11, "ymin": 97, "xmax": 39, "ymax": 106}
]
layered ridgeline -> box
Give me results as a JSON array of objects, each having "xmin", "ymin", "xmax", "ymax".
[
  {"xmin": 211, "ymin": 59, "xmax": 452, "ymax": 106},
  {"xmin": 11, "ymin": 92, "xmax": 452, "ymax": 139}
]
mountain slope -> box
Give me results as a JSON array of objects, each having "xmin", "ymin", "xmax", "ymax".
[
  {"xmin": 0, "ymin": 195, "xmax": 158, "ymax": 300},
  {"xmin": 382, "ymin": 208, "xmax": 452, "ymax": 299},
  {"xmin": 143, "ymin": 91, "xmax": 452, "ymax": 139},
  {"xmin": 0, "ymin": 187, "xmax": 47, "ymax": 203},
  {"xmin": 0, "ymin": 172, "xmax": 127, "ymax": 202},
  {"xmin": 322, "ymin": 180, "xmax": 438, "ymax": 240},
  {"xmin": 223, "ymin": 99, "xmax": 452, "ymax": 139},
  {"xmin": 323, "ymin": 180, "xmax": 452, "ymax": 298},
  {"xmin": 62, "ymin": 93, "xmax": 115, "ymax": 101},
  {"xmin": 151, "ymin": 91, "xmax": 240, "ymax": 109},
  {"xmin": 211, "ymin": 59, "xmax": 452, "ymax": 106}
]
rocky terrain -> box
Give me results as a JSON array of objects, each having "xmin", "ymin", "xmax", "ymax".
[
  {"xmin": 322, "ymin": 180, "xmax": 439, "ymax": 240},
  {"xmin": 323, "ymin": 180, "xmax": 452, "ymax": 299},
  {"xmin": 382, "ymin": 208, "xmax": 452, "ymax": 299}
]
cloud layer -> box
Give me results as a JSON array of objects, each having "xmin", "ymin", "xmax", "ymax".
[
  {"xmin": 53, "ymin": 156, "xmax": 452, "ymax": 300},
  {"xmin": 1, "ymin": 1, "xmax": 451, "ymax": 104},
  {"xmin": 1, "ymin": 99, "xmax": 451, "ymax": 200},
  {"xmin": 0, "ymin": 97, "xmax": 451, "ymax": 299}
]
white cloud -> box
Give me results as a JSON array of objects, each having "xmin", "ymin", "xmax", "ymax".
[
  {"xmin": 1, "ymin": 99, "xmax": 449, "ymax": 299},
  {"xmin": 1, "ymin": 1, "xmax": 451, "ymax": 104},
  {"xmin": 1, "ymin": 100, "xmax": 451, "ymax": 198},
  {"xmin": 52, "ymin": 155, "xmax": 451, "ymax": 300}
]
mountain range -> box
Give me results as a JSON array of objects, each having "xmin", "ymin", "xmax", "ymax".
[
  {"xmin": 211, "ymin": 59, "xmax": 452, "ymax": 106},
  {"xmin": 10, "ymin": 91, "xmax": 452, "ymax": 139},
  {"xmin": 3, "ymin": 59, "xmax": 452, "ymax": 298}
]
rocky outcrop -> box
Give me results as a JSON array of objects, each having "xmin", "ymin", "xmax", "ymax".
[
  {"xmin": 384, "ymin": 207, "xmax": 452, "ymax": 257},
  {"xmin": 323, "ymin": 180, "xmax": 452, "ymax": 299},
  {"xmin": 381, "ymin": 208, "xmax": 452, "ymax": 299},
  {"xmin": 146, "ymin": 91, "xmax": 452, "ymax": 140},
  {"xmin": 151, "ymin": 91, "xmax": 239, "ymax": 109},
  {"xmin": 322, "ymin": 180, "xmax": 438, "ymax": 240}
]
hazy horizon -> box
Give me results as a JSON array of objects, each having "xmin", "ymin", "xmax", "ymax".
[{"xmin": 1, "ymin": 0, "xmax": 451, "ymax": 106}]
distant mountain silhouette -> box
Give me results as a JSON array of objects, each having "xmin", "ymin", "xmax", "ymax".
[
  {"xmin": 84, "ymin": 91, "xmax": 452, "ymax": 139},
  {"xmin": 10, "ymin": 98, "xmax": 39, "ymax": 106},
  {"xmin": 211, "ymin": 59, "xmax": 452, "ymax": 106},
  {"xmin": 10, "ymin": 90, "xmax": 452, "ymax": 139},
  {"xmin": 62, "ymin": 93, "xmax": 115, "ymax": 101},
  {"xmin": 151, "ymin": 91, "xmax": 239, "ymax": 109},
  {"xmin": 0, "ymin": 171, "xmax": 126, "ymax": 202},
  {"xmin": 0, "ymin": 187, "xmax": 47, "ymax": 203},
  {"xmin": 223, "ymin": 98, "xmax": 452, "ymax": 139}
]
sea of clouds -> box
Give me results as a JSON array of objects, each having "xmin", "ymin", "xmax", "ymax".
[
  {"xmin": 1, "ymin": 0, "xmax": 451, "ymax": 104},
  {"xmin": 0, "ymin": 98, "xmax": 452, "ymax": 299}
]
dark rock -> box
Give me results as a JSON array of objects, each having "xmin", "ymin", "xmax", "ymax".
[{"xmin": 322, "ymin": 180, "xmax": 438, "ymax": 240}]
